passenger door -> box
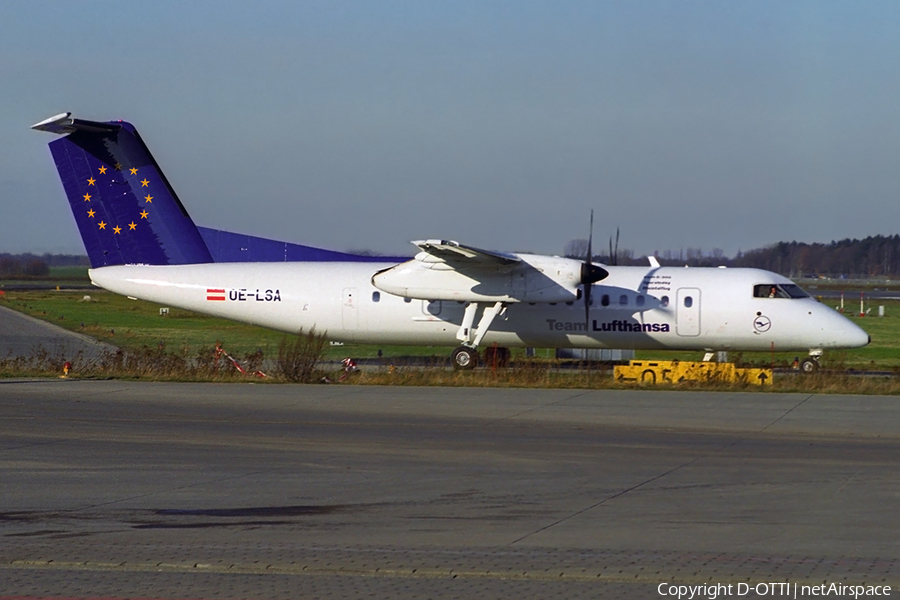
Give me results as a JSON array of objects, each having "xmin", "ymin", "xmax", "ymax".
[{"xmin": 676, "ymin": 288, "xmax": 700, "ymax": 336}]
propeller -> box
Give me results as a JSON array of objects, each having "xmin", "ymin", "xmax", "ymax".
[
  {"xmin": 581, "ymin": 210, "xmax": 608, "ymax": 328},
  {"xmin": 614, "ymin": 227, "xmax": 620, "ymax": 266},
  {"xmin": 608, "ymin": 227, "xmax": 620, "ymax": 266}
]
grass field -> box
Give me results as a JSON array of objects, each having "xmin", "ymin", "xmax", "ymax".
[
  {"xmin": 0, "ymin": 266, "xmax": 91, "ymax": 290},
  {"xmin": 0, "ymin": 289, "xmax": 452, "ymax": 362},
  {"xmin": 1, "ymin": 288, "xmax": 897, "ymax": 371},
  {"xmin": 47, "ymin": 265, "xmax": 91, "ymax": 279}
]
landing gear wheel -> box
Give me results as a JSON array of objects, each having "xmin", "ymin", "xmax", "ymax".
[
  {"xmin": 452, "ymin": 346, "xmax": 478, "ymax": 370},
  {"xmin": 799, "ymin": 357, "xmax": 819, "ymax": 374}
]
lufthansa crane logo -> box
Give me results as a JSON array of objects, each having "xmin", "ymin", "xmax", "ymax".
[{"xmin": 753, "ymin": 314, "xmax": 772, "ymax": 333}]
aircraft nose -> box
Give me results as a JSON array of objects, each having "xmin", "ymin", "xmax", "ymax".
[{"xmin": 838, "ymin": 319, "xmax": 870, "ymax": 348}]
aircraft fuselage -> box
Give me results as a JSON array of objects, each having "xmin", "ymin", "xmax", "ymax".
[{"xmin": 89, "ymin": 263, "xmax": 869, "ymax": 352}]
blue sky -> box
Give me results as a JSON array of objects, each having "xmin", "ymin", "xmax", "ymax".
[{"xmin": 3, "ymin": 1, "xmax": 900, "ymax": 257}]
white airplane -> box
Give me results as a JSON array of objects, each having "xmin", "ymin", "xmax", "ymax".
[{"xmin": 33, "ymin": 113, "xmax": 869, "ymax": 372}]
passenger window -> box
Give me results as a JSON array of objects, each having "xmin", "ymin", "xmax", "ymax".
[
  {"xmin": 372, "ymin": 291, "xmax": 380, "ymax": 302},
  {"xmin": 619, "ymin": 294, "xmax": 628, "ymax": 306},
  {"xmin": 684, "ymin": 296, "xmax": 693, "ymax": 308},
  {"xmin": 601, "ymin": 294, "xmax": 610, "ymax": 307},
  {"xmin": 660, "ymin": 296, "xmax": 669, "ymax": 307},
  {"xmin": 636, "ymin": 295, "xmax": 645, "ymax": 307}
]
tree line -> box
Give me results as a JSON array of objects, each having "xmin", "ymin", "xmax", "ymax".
[
  {"xmin": 565, "ymin": 235, "xmax": 900, "ymax": 278},
  {"xmin": 7, "ymin": 236, "xmax": 900, "ymax": 279},
  {"xmin": 0, "ymin": 253, "xmax": 89, "ymax": 278}
]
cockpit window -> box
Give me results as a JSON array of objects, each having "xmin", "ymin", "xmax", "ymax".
[
  {"xmin": 753, "ymin": 284, "xmax": 810, "ymax": 299},
  {"xmin": 754, "ymin": 285, "xmax": 783, "ymax": 298},
  {"xmin": 780, "ymin": 284, "xmax": 810, "ymax": 298}
]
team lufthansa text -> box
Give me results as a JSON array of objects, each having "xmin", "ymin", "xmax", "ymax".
[{"xmin": 546, "ymin": 319, "xmax": 671, "ymax": 333}]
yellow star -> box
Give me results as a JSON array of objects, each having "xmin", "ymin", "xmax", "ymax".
[
  {"xmin": 128, "ymin": 222, "xmax": 137, "ymax": 231},
  {"xmin": 98, "ymin": 165, "xmax": 107, "ymax": 175},
  {"xmin": 114, "ymin": 162, "xmax": 122, "ymax": 171},
  {"xmin": 87, "ymin": 177, "xmax": 96, "ymax": 186},
  {"xmin": 144, "ymin": 194, "xmax": 153, "ymax": 203},
  {"xmin": 83, "ymin": 193, "xmax": 91, "ymax": 202},
  {"xmin": 139, "ymin": 210, "xmax": 149, "ymax": 219},
  {"xmin": 98, "ymin": 221, "xmax": 107, "ymax": 230},
  {"xmin": 113, "ymin": 225, "xmax": 122, "ymax": 234},
  {"xmin": 87, "ymin": 209, "xmax": 95, "ymax": 218},
  {"xmin": 140, "ymin": 178, "xmax": 149, "ymax": 187},
  {"xmin": 129, "ymin": 167, "xmax": 138, "ymax": 175}
]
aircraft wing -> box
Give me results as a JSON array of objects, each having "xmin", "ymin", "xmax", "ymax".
[
  {"xmin": 412, "ymin": 239, "xmax": 520, "ymax": 266},
  {"xmin": 374, "ymin": 239, "xmax": 585, "ymax": 303}
]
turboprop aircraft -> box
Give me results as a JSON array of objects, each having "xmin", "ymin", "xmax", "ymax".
[{"xmin": 32, "ymin": 113, "xmax": 869, "ymax": 372}]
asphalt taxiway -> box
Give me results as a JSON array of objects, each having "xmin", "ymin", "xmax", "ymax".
[
  {"xmin": 1, "ymin": 381, "xmax": 899, "ymax": 599},
  {"xmin": 0, "ymin": 304, "xmax": 115, "ymax": 360}
]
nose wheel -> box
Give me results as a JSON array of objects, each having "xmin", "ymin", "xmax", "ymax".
[
  {"xmin": 799, "ymin": 357, "xmax": 820, "ymax": 374},
  {"xmin": 452, "ymin": 346, "xmax": 479, "ymax": 370}
]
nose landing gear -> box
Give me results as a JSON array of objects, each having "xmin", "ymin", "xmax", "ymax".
[
  {"xmin": 799, "ymin": 357, "xmax": 820, "ymax": 374},
  {"xmin": 799, "ymin": 348, "xmax": 823, "ymax": 374}
]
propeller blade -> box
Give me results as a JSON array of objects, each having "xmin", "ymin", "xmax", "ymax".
[
  {"xmin": 587, "ymin": 210, "xmax": 594, "ymax": 264},
  {"xmin": 585, "ymin": 211, "xmax": 593, "ymax": 328},
  {"xmin": 614, "ymin": 227, "xmax": 620, "ymax": 266},
  {"xmin": 584, "ymin": 281, "xmax": 591, "ymax": 329},
  {"xmin": 581, "ymin": 210, "xmax": 608, "ymax": 328}
]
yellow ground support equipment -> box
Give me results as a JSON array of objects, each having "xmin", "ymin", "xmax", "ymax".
[{"xmin": 614, "ymin": 360, "xmax": 772, "ymax": 386}]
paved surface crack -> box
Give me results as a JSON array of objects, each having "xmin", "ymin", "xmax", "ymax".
[
  {"xmin": 507, "ymin": 397, "xmax": 817, "ymax": 546},
  {"xmin": 483, "ymin": 391, "xmax": 591, "ymax": 426},
  {"xmin": 760, "ymin": 394, "xmax": 814, "ymax": 432}
]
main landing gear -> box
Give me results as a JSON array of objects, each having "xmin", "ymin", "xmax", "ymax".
[
  {"xmin": 451, "ymin": 301, "xmax": 508, "ymax": 370},
  {"xmin": 452, "ymin": 346, "xmax": 478, "ymax": 369}
]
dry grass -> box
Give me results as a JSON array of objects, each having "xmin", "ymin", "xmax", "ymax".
[
  {"xmin": 5, "ymin": 341, "xmax": 900, "ymax": 395},
  {"xmin": 0, "ymin": 343, "xmax": 270, "ymax": 382},
  {"xmin": 275, "ymin": 328, "xmax": 329, "ymax": 383}
]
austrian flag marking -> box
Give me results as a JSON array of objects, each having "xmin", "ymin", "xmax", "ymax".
[{"xmin": 207, "ymin": 288, "xmax": 226, "ymax": 301}]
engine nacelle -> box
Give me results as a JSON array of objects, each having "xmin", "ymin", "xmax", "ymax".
[{"xmin": 372, "ymin": 253, "xmax": 585, "ymax": 303}]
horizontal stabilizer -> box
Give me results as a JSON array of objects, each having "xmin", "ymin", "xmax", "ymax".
[{"xmin": 32, "ymin": 112, "xmax": 121, "ymax": 135}]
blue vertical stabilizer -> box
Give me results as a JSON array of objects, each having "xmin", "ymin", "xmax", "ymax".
[
  {"xmin": 34, "ymin": 113, "xmax": 410, "ymax": 267},
  {"xmin": 34, "ymin": 113, "xmax": 213, "ymax": 267}
]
